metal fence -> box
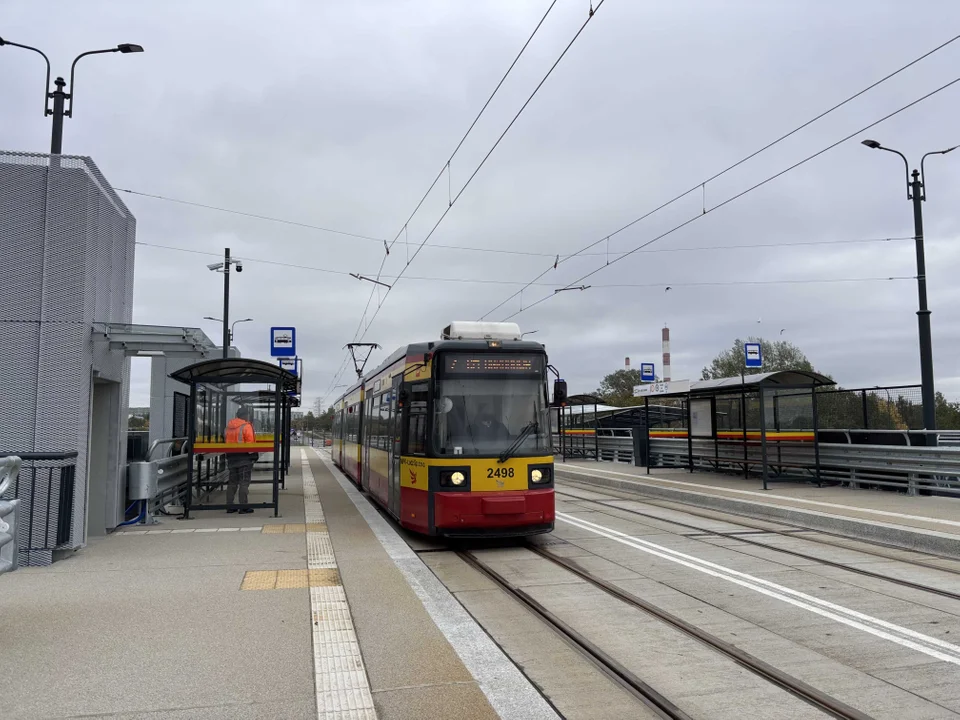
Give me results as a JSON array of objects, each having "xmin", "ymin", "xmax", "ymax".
[
  {"xmin": 0, "ymin": 452, "xmax": 77, "ymax": 565},
  {"xmin": 815, "ymin": 385, "xmax": 924, "ymax": 430}
]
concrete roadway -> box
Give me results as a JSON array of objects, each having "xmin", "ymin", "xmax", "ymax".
[{"xmin": 424, "ymin": 478, "xmax": 960, "ymax": 719}]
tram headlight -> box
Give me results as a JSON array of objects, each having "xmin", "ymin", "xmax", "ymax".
[
  {"xmin": 439, "ymin": 469, "xmax": 470, "ymax": 488},
  {"xmin": 530, "ymin": 467, "xmax": 551, "ymax": 484}
]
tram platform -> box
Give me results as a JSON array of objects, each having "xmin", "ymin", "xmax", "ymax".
[
  {"xmin": 556, "ymin": 460, "xmax": 960, "ymax": 560},
  {"xmin": 0, "ymin": 448, "xmax": 555, "ymax": 720}
]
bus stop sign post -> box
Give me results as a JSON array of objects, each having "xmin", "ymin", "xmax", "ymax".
[
  {"xmin": 271, "ymin": 327, "xmax": 296, "ymax": 357},
  {"xmin": 640, "ymin": 363, "xmax": 655, "ymax": 382},
  {"xmin": 744, "ymin": 343, "xmax": 763, "ymax": 369}
]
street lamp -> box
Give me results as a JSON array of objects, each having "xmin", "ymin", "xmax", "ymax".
[
  {"xmin": 0, "ymin": 37, "xmax": 143, "ymax": 154},
  {"xmin": 207, "ymin": 249, "xmax": 244, "ymax": 358},
  {"xmin": 204, "ymin": 316, "xmax": 252, "ymax": 344},
  {"xmin": 861, "ymin": 138, "xmax": 957, "ymax": 442}
]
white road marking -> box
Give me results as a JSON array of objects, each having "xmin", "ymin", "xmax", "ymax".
[
  {"xmin": 558, "ymin": 511, "xmax": 960, "ymax": 666},
  {"xmin": 558, "ymin": 464, "xmax": 960, "ymax": 528},
  {"xmin": 301, "ymin": 450, "xmax": 377, "ymax": 720}
]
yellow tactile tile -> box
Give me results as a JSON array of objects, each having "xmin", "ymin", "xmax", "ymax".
[
  {"xmin": 260, "ymin": 523, "xmax": 328, "ymax": 534},
  {"xmin": 276, "ymin": 569, "xmax": 309, "ymax": 588},
  {"xmin": 240, "ymin": 568, "xmax": 341, "ymax": 591},
  {"xmin": 240, "ymin": 570, "xmax": 278, "ymax": 590},
  {"xmin": 308, "ymin": 568, "xmax": 341, "ymax": 587}
]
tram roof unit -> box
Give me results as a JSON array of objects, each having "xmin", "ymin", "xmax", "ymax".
[
  {"xmin": 440, "ymin": 321, "xmax": 522, "ymax": 341},
  {"xmin": 332, "ymin": 323, "xmax": 546, "ymax": 407}
]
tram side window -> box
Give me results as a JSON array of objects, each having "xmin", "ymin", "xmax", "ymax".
[
  {"xmin": 379, "ymin": 393, "xmax": 391, "ymax": 451},
  {"xmin": 406, "ymin": 383, "xmax": 429, "ymax": 456},
  {"xmin": 364, "ymin": 396, "xmax": 375, "ymax": 449}
]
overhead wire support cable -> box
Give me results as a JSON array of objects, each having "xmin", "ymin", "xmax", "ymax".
[
  {"xmin": 115, "ymin": 188, "xmax": 385, "ymax": 242},
  {"xmin": 343, "ymin": 0, "xmax": 563, "ymax": 353},
  {"xmin": 500, "ymin": 75, "xmax": 960, "ymax": 321},
  {"xmin": 479, "ymin": 31, "xmax": 960, "ymax": 320},
  {"xmin": 355, "ymin": 0, "xmax": 609, "ymax": 342}
]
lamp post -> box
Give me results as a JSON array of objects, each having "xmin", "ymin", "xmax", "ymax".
[
  {"xmin": 0, "ymin": 38, "xmax": 143, "ymax": 154},
  {"xmin": 861, "ymin": 138, "xmax": 957, "ymax": 442},
  {"xmin": 206, "ymin": 249, "xmax": 244, "ymax": 359},
  {"xmin": 204, "ymin": 317, "xmax": 252, "ymax": 344}
]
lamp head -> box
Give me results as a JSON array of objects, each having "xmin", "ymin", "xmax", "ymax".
[
  {"xmin": 116, "ymin": 43, "xmax": 144, "ymax": 54},
  {"xmin": 861, "ymin": 139, "xmax": 882, "ymax": 150}
]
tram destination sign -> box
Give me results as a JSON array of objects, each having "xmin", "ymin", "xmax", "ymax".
[{"xmin": 444, "ymin": 354, "xmax": 542, "ymax": 373}]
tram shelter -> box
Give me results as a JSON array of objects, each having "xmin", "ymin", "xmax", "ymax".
[
  {"xmin": 170, "ymin": 358, "xmax": 298, "ymax": 517},
  {"xmin": 636, "ymin": 371, "xmax": 834, "ymax": 489},
  {"xmin": 554, "ymin": 394, "xmax": 601, "ymax": 461}
]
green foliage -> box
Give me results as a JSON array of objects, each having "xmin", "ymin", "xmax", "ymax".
[
  {"xmin": 595, "ymin": 369, "xmax": 645, "ymax": 407},
  {"xmin": 701, "ymin": 337, "xmax": 827, "ymax": 381}
]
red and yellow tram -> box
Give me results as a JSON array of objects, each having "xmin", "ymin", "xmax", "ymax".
[{"xmin": 332, "ymin": 322, "xmax": 554, "ymax": 537}]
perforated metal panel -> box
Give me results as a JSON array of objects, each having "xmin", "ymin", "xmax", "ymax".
[{"xmin": 0, "ymin": 151, "xmax": 136, "ymax": 562}]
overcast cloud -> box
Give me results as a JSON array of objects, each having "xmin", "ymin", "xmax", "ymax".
[{"xmin": 4, "ymin": 0, "xmax": 960, "ymax": 409}]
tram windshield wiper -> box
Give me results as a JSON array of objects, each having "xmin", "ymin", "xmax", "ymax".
[{"xmin": 497, "ymin": 421, "xmax": 538, "ymax": 464}]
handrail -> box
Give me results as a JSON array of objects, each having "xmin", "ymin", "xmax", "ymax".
[
  {"xmin": 0, "ymin": 456, "xmax": 21, "ymax": 496},
  {"xmin": 146, "ymin": 437, "xmax": 189, "ymax": 462},
  {"xmin": 0, "ymin": 451, "xmax": 79, "ymax": 461}
]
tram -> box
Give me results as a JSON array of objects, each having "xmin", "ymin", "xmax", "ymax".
[{"xmin": 331, "ymin": 322, "xmax": 554, "ymax": 537}]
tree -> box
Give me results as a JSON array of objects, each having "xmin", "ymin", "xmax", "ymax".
[
  {"xmin": 317, "ymin": 407, "xmax": 335, "ymax": 431},
  {"xmin": 701, "ymin": 337, "xmax": 827, "ymax": 380},
  {"xmin": 595, "ymin": 369, "xmax": 645, "ymax": 407}
]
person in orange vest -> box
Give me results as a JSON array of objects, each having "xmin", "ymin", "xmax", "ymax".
[{"xmin": 225, "ymin": 406, "xmax": 256, "ymax": 514}]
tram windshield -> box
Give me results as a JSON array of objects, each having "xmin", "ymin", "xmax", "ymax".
[{"xmin": 434, "ymin": 353, "xmax": 551, "ymax": 457}]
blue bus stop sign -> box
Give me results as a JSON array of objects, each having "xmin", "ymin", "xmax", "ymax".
[
  {"xmin": 271, "ymin": 327, "xmax": 296, "ymax": 357},
  {"xmin": 744, "ymin": 342, "xmax": 762, "ymax": 368},
  {"xmin": 640, "ymin": 363, "xmax": 655, "ymax": 382}
]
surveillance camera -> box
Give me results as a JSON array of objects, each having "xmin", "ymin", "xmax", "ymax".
[
  {"xmin": 235, "ymin": 262, "xmax": 243, "ymax": 273},
  {"xmin": 207, "ymin": 262, "xmax": 221, "ymax": 271}
]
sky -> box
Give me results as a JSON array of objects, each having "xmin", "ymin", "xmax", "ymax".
[{"xmin": 4, "ymin": 0, "xmax": 960, "ymax": 411}]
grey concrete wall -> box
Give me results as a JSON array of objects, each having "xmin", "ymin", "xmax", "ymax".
[{"xmin": 0, "ymin": 152, "xmax": 135, "ymax": 561}]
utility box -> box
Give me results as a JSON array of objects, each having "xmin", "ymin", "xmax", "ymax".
[
  {"xmin": 633, "ymin": 428, "xmax": 649, "ymax": 468},
  {"xmin": 127, "ymin": 462, "xmax": 158, "ymax": 501}
]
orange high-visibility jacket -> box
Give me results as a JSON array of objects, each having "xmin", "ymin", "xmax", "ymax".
[{"xmin": 225, "ymin": 418, "xmax": 255, "ymax": 444}]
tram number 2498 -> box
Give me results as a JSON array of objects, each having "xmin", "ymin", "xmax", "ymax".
[{"xmin": 487, "ymin": 467, "xmax": 515, "ymax": 479}]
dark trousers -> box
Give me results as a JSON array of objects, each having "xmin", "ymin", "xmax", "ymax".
[{"xmin": 226, "ymin": 461, "xmax": 252, "ymax": 505}]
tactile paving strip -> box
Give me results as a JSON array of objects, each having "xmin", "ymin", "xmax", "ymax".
[
  {"xmin": 240, "ymin": 568, "xmax": 342, "ymax": 591},
  {"xmin": 300, "ymin": 449, "xmax": 376, "ymax": 719}
]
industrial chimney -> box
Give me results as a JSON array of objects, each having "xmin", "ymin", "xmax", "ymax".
[{"xmin": 661, "ymin": 326, "xmax": 671, "ymax": 382}]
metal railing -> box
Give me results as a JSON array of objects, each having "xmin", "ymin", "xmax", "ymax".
[
  {"xmin": 0, "ymin": 452, "xmax": 77, "ymax": 566},
  {"xmin": 0, "ymin": 457, "xmax": 21, "ymax": 575},
  {"xmin": 125, "ymin": 438, "xmax": 217, "ymax": 525},
  {"xmin": 644, "ymin": 431, "xmax": 960, "ymax": 496}
]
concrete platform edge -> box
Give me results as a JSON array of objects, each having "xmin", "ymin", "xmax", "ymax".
[
  {"xmin": 314, "ymin": 450, "xmax": 560, "ymax": 720},
  {"xmin": 557, "ymin": 467, "xmax": 960, "ymax": 560}
]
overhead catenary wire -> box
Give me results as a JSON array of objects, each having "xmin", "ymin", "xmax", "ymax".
[
  {"xmin": 352, "ymin": 0, "xmax": 609, "ymax": 345},
  {"xmin": 136, "ymin": 235, "xmax": 917, "ymax": 279},
  {"xmin": 480, "ymin": 31, "xmax": 960, "ymax": 320},
  {"xmin": 499, "ymin": 75, "xmax": 960, "ymax": 321},
  {"xmin": 343, "ymin": 0, "xmax": 563, "ymax": 354}
]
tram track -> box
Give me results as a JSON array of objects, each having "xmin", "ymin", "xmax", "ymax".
[
  {"xmin": 524, "ymin": 543, "xmax": 873, "ymax": 720},
  {"xmin": 554, "ymin": 474, "xmax": 960, "ymax": 573},
  {"xmin": 555, "ymin": 482, "xmax": 960, "ymax": 603},
  {"xmin": 456, "ymin": 548, "xmax": 692, "ymax": 720},
  {"xmin": 458, "ymin": 546, "xmax": 872, "ymax": 720}
]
